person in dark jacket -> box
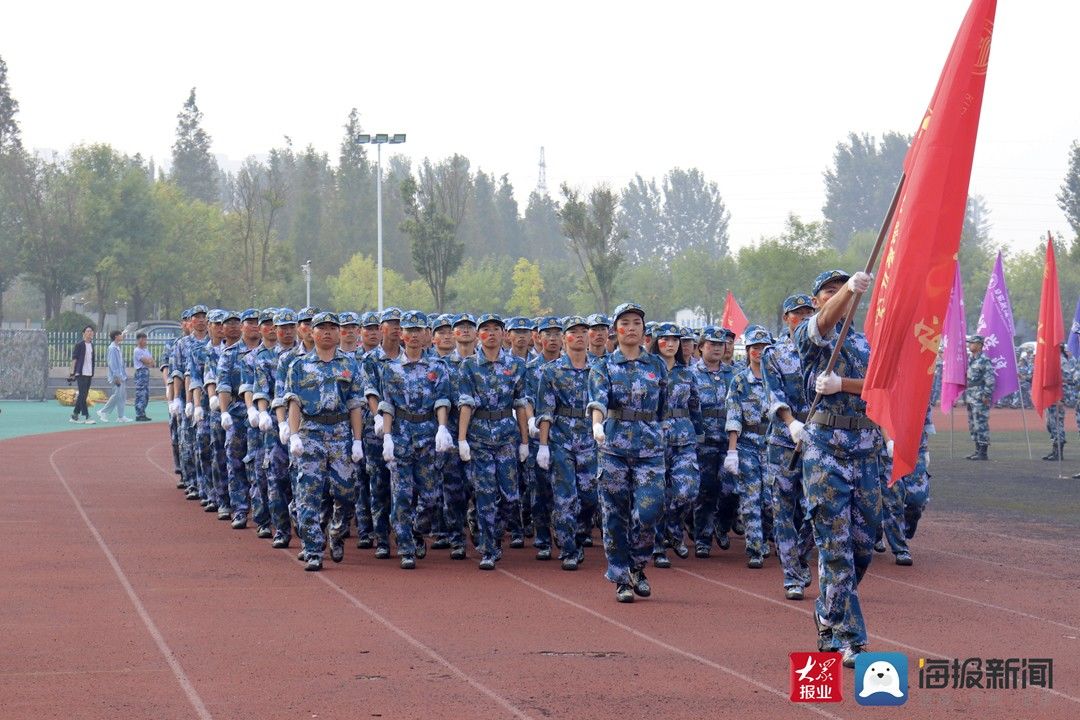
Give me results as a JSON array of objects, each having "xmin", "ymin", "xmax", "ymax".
[{"xmin": 70, "ymin": 325, "xmax": 96, "ymax": 424}]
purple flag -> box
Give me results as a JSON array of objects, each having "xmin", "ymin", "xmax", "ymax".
[
  {"xmin": 1067, "ymin": 295, "xmax": 1080, "ymax": 358},
  {"xmin": 941, "ymin": 262, "xmax": 967, "ymax": 412},
  {"xmin": 975, "ymin": 251, "xmax": 1020, "ymax": 403}
]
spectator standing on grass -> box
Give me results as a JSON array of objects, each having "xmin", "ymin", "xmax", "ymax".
[
  {"xmin": 133, "ymin": 332, "xmax": 154, "ymax": 421},
  {"xmin": 98, "ymin": 330, "xmax": 132, "ymax": 422},
  {"xmin": 69, "ymin": 325, "xmax": 96, "ymax": 424}
]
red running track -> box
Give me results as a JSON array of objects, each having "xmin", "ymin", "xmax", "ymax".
[{"xmin": 1, "ymin": 424, "xmax": 1077, "ymax": 719}]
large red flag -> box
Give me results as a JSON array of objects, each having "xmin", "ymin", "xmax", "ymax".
[
  {"xmin": 720, "ymin": 290, "xmax": 749, "ymax": 336},
  {"xmin": 1032, "ymin": 235, "xmax": 1064, "ymax": 417},
  {"xmin": 862, "ymin": 0, "xmax": 997, "ymax": 478}
]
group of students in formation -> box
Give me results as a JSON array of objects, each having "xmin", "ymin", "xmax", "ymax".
[{"xmin": 160, "ymin": 267, "xmax": 931, "ymax": 668}]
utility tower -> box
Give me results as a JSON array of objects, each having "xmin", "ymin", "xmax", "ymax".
[{"xmin": 537, "ymin": 146, "xmax": 548, "ymax": 194}]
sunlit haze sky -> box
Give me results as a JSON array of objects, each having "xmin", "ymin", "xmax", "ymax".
[{"xmin": 2, "ymin": 0, "xmax": 1074, "ymax": 252}]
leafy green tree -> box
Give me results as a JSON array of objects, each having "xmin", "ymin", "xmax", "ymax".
[
  {"xmin": 327, "ymin": 253, "xmax": 432, "ymax": 311},
  {"xmin": 615, "ymin": 262, "xmax": 673, "ymax": 320},
  {"xmin": 0, "ymin": 55, "xmax": 21, "ymax": 154},
  {"xmin": 506, "ymin": 258, "xmax": 547, "ymax": 316},
  {"xmin": 522, "ymin": 190, "xmax": 563, "ymax": 262},
  {"xmin": 822, "ymin": 131, "xmax": 910, "ymax": 251},
  {"xmin": 401, "ymin": 168, "xmax": 465, "ymax": 312},
  {"xmin": 447, "ymin": 256, "xmax": 513, "ymax": 315},
  {"xmin": 331, "ymin": 108, "xmax": 376, "ymax": 269},
  {"xmin": 495, "ymin": 174, "xmax": 525, "ymax": 258},
  {"xmin": 1058, "ymin": 140, "xmax": 1080, "ymax": 248},
  {"xmin": 0, "ymin": 55, "xmax": 24, "ymax": 322},
  {"xmin": 170, "ymin": 88, "xmax": 219, "ymax": 204},
  {"xmin": 661, "ymin": 167, "xmax": 730, "ymax": 260},
  {"xmin": 669, "ymin": 248, "xmax": 736, "ymax": 323},
  {"xmin": 538, "ymin": 258, "xmax": 581, "ymax": 316},
  {"xmin": 559, "ymin": 183, "xmax": 625, "ymax": 314},
  {"xmin": 619, "ymin": 174, "xmax": 663, "ymax": 265}
]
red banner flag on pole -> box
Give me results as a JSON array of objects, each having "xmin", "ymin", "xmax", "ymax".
[
  {"xmin": 1032, "ymin": 234, "xmax": 1064, "ymax": 418},
  {"xmin": 720, "ymin": 290, "xmax": 749, "ymax": 337},
  {"xmin": 862, "ymin": 0, "xmax": 997, "ymax": 478}
]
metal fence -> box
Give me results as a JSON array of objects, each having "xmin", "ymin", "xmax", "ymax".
[{"xmin": 47, "ymin": 332, "xmax": 173, "ymax": 369}]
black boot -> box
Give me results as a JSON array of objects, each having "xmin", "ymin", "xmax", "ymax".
[
  {"xmin": 976, "ymin": 443, "xmax": 989, "ymax": 461},
  {"xmin": 965, "ymin": 446, "xmax": 981, "ymax": 460},
  {"xmin": 1043, "ymin": 442, "xmax": 1061, "ymax": 461}
]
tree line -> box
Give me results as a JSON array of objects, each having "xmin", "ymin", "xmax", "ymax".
[{"xmin": 2, "ymin": 55, "xmax": 1079, "ymax": 339}]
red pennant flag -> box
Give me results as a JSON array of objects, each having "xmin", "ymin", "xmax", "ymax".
[
  {"xmin": 720, "ymin": 290, "xmax": 749, "ymax": 337},
  {"xmin": 862, "ymin": 0, "xmax": 997, "ymax": 478},
  {"xmin": 1032, "ymin": 234, "xmax": 1064, "ymax": 418}
]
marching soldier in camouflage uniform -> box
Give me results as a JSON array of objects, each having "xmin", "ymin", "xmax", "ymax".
[
  {"xmin": 760, "ymin": 294, "xmax": 816, "ymax": 599},
  {"xmin": 203, "ymin": 310, "xmax": 237, "ymax": 519},
  {"xmin": 352, "ymin": 311, "xmax": 382, "ymax": 548},
  {"xmin": 284, "ymin": 312, "xmax": 365, "ymax": 571},
  {"xmin": 378, "ymin": 311, "xmax": 454, "ymax": 569},
  {"xmin": 795, "ymin": 269, "xmax": 883, "ymax": 668},
  {"xmin": 650, "ymin": 322, "xmax": 702, "ymax": 569},
  {"xmin": 506, "ymin": 316, "xmax": 537, "ymax": 547},
  {"xmin": 456, "ymin": 314, "xmax": 531, "ymax": 570},
  {"xmin": 524, "ymin": 316, "xmax": 564, "ymax": 560},
  {"xmin": 1017, "ymin": 349, "xmax": 1033, "ymax": 409},
  {"xmin": 241, "ymin": 308, "xmax": 279, "ymax": 538},
  {"xmin": 363, "ymin": 307, "xmax": 405, "ymax": 560},
  {"xmin": 964, "ymin": 334, "xmax": 994, "ymax": 461},
  {"xmin": 587, "ymin": 302, "xmax": 667, "ymax": 603},
  {"xmin": 1043, "ymin": 344, "xmax": 1079, "ymax": 461},
  {"xmin": 877, "ymin": 401, "xmax": 933, "ymax": 565},
  {"xmin": 186, "ymin": 308, "xmax": 219, "ymax": 511},
  {"xmin": 428, "ymin": 313, "xmax": 468, "ymax": 557},
  {"xmin": 725, "ymin": 325, "xmax": 773, "ymax": 569},
  {"xmin": 214, "ymin": 308, "xmax": 262, "ymax": 529},
  {"xmin": 586, "ymin": 314, "xmax": 611, "ymax": 362},
  {"xmin": 535, "ymin": 316, "xmax": 598, "ymax": 571}
]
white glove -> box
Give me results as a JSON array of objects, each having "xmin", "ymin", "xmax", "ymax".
[
  {"xmin": 209, "ymin": 395, "xmax": 220, "ymax": 412},
  {"xmin": 220, "ymin": 412, "xmax": 233, "ymax": 430},
  {"xmin": 382, "ymin": 434, "xmax": 395, "ymax": 463},
  {"xmin": 193, "ymin": 406, "xmax": 204, "ymax": 423},
  {"xmin": 351, "ymin": 439, "xmax": 364, "ymax": 463},
  {"xmin": 592, "ymin": 422, "xmax": 606, "ymax": 445},
  {"xmin": 278, "ymin": 420, "xmax": 290, "ymax": 445},
  {"xmin": 788, "ymin": 419, "xmax": 805, "ymax": 443},
  {"xmin": 528, "ymin": 416, "xmax": 540, "ymax": 439},
  {"xmin": 458, "ymin": 439, "xmax": 471, "ymax": 462},
  {"xmin": 886, "ymin": 439, "xmax": 895, "ymax": 458},
  {"xmin": 258, "ymin": 410, "xmax": 273, "ymax": 432},
  {"xmin": 815, "ymin": 372, "xmax": 842, "ymax": 396},
  {"xmin": 289, "ymin": 434, "xmax": 304, "ymax": 456},
  {"xmin": 536, "ymin": 444, "xmax": 551, "ymax": 470},
  {"xmin": 924, "ymin": 451, "xmax": 930, "ymax": 471},
  {"xmin": 847, "ymin": 271, "xmax": 872, "ymax": 294},
  {"xmin": 518, "ymin": 443, "xmax": 530, "ymax": 463},
  {"xmin": 723, "ymin": 450, "xmax": 740, "ymax": 475},
  {"xmin": 373, "ymin": 414, "xmax": 385, "ymax": 438},
  {"xmin": 246, "ymin": 405, "xmax": 259, "ymax": 426},
  {"xmin": 435, "ymin": 425, "xmax": 453, "ymax": 452},
  {"xmin": 184, "ymin": 401, "xmax": 194, "ymax": 418},
  {"xmin": 170, "ymin": 398, "xmax": 182, "ymax": 416}
]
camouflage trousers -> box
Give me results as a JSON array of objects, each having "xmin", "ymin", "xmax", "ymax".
[
  {"xmin": 549, "ymin": 441, "xmax": 598, "ymax": 560},
  {"xmin": 767, "ymin": 443, "xmax": 814, "ymax": 589},
  {"xmin": 353, "ymin": 457, "xmax": 373, "ymax": 541},
  {"xmin": 877, "ymin": 453, "xmax": 908, "ymax": 555},
  {"xmin": 436, "ymin": 452, "xmax": 468, "ymax": 548},
  {"xmin": 169, "ymin": 414, "xmax": 182, "ymax": 475},
  {"xmin": 295, "ymin": 423, "xmax": 357, "ymax": 561},
  {"xmin": 134, "ymin": 368, "xmax": 149, "ymax": 417},
  {"xmin": 465, "ymin": 443, "xmax": 520, "ymax": 559},
  {"xmin": 209, "ymin": 413, "xmax": 229, "ymax": 511},
  {"xmin": 693, "ymin": 444, "xmax": 739, "ymax": 549},
  {"xmin": 966, "ymin": 399, "xmax": 990, "ymax": 445},
  {"xmin": 263, "ymin": 432, "xmax": 292, "ymax": 540},
  {"xmin": 224, "ymin": 415, "xmax": 250, "ymax": 519},
  {"xmin": 895, "ymin": 443, "xmax": 931, "ymax": 542},
  {"xmin": 654, "ymin": 443, "xmax": 700, "ymax": 552},
  {"xmin": 180, "ymin": 413, "xmax": 198, "ymax": 492},
  {"xmin": 597, "ymin": 452, "xmax": 665, "ymax": 585},
  {"xmin": 735, "ymin": 440, "xmax": 769, "ymax": 560},
  {"xmin": 528, "ymin": 443, "xmax": 555, "ymax": 551},
  {"xmin": 194, "ymin": 413, "xmax": 215, "ymax": 502},
  {"xmin": 247, "ymin": 426, "xmax": 271, "ymax": 529},
  {"xmin": 389, "ymin": 439, "xmax": 439, "ymax": 557},
  {"xmin": 1046, "ymin": 404, "xmax": 1067, "ymax": 445},
  {"xmin": 364, "ymin": 437, "xmax": 393, "ymax": 550},
  {"xmin": 802, "ymin": 441, "xmax": 881, "ymax": 651}
]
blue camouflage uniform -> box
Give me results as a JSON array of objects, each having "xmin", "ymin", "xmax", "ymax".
[
  {"xmin": 523, "ymin": 316, "xmax": 562, "ymax": 554},
  {"xmin": 351, "ymin": 311, "xmax": 381, "ymax": 545},
  {"xmin": 587, "ymin": 303, "xmax": 668, "ymax": 587},
  {"xmin": 186, "ymin": 328, "xmax": 218, "ymax": 507},
  {"xmin": 457, "ymin": 316, "xmax": 529, "ymax": 563},
  {"xmin": 284, "ymin": 313, "xmax": 365, "ymax": 563},
  {"xmin": 507, "ymin": 315, "xmax": 538, "ymax": 543},
  {"xmin": 160, "ymin": 336, "xmax": 181, "ymax": 477},
  {"xmin": 964, "ymin": 341, "xmax": 995, "ymax": 449},
  {"xmin": 253, "ymin": 308, "xmax": 298, "ymax": 543},
  {"xmin": 171, "ymin": 318, "xmax": 199, "ymax": 493},
  {"xmin": 215, "ymin": 313, "xmax": 259, "ymax": 525},
  {"xmin": 239, "ymin": 309, "xmax": 273, "ymax": 531},
  {"xmin": 435, "ymin": 321, "xmax": 475, "ymax": 552},
  {"xmin": 201, "ymin": 317, "xmax": 230, "ymax": 517},
  {"xmin": 795, "ymin": 270, "xmax": 882, "ymax": 654},
  {"xmin": 878, "ymin": 402, "xmax": 934, "ymax": 559}
]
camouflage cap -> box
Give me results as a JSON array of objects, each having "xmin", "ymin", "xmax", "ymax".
[
  {"xmin": 561, "ymin": 315, "xmax": 589, "ymax": 331},
  {"xmin": 743, "ymin": 324, "xmax": 773, "ymax": 347},
  {"xmin": 297, "ymin": 306, "xmax": 320, "ymax": 323},
  {"xmin": 452, "ymin": 313, "xmax": 477, "ymax": 327},
  {"xmin": 311, "ymin": 311, "xmax": 340, "ymax": 327},
  {"xmin": 505, "ymin": 316, "xmax": 534, "ymax": 331},
  {"xmin": 221, "ymin": 309, "xmax": 242, "ymax": 322},
  {"xmin": 258, "ymin": 308, "xmax": 277, "ymax": 324},
  {"xmin": 180, "ymin": 307, "xmax": 193, "ymax": 320},
  {"xmin": 966, "ymin": 334, "xmax": 985, "ymax": 344},
  {"xmin": 400, "ymin": 310, "xmax": 429, "ymax": 329},
  {"xmin": 190, "ymin": 304, "xmax": 209, "ymax": 316},
  {"xmin": 700, "ymin": 325, "xmax": 735, "ymax": 343},
  {"xmin": 476, "ymin": 313, "xmax": 505, "ymax": 329},
  {"xmin": 783, "ymin": 294, "xmax": 815, "ymax": 314},
  {"xmin": 273, "ymin": 308, "xmax": 298, "ymax": 326},
  {"xmin": 359, "ymin": 311, "xmax": 380, "ymax": 327},
  {"xmin": 338, "ymin": 311, "xmax": 361, "ymax": 327},
  {"xmin": 652, "ymin": 322, "xmax": 681, "ymax": 338},
  {"xmin": 585, "ymin": 313, "xmax": 611, "ymax": 328},
  {"xmin": 812, "ymin": 269, "xmax": 851, "ymax": 296},
  {"xmin": 240, "ymin": 308, "xmax": 260, "ymax": 322},
  {"xmin": 536, "ymin": 316, "xmax": 562, "ymax": 332},
  {"xmin": 681, "ymin": 325, "xmax": 698, "ymax": 341},
  {"xmin": 380, "ymin": 307, "xmax": 403, "ymax": 323},
  {"xmin": 432, "ymin": 314, "xmax": 454, "ymax": 330},
  {"xmin": 207, "ymin": 309, "xmax": 225, "ymax": 323},
  {"xmin": 613, "ymin": 302, "xmax": 646, "ymax": 323}
]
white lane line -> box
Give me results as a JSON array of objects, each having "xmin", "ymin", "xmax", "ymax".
[
  {"xmin": 498, "ymin": 568, "xmax": 845, "ymax": 720},
  {"xmin": 915, "ymin": 545, "xmax": 1065, "ymax": 579},
  {"xmin": 49, "ymin": 441, "xmax": 213, "ymax": 720},
  {"xmin": 921, "ymin": 519, "xmax": 1080, "ymax": 552},
  {"xmin": 675, "ymin": 567, "xmax": 1080, "ymax": 706},
  {"xmin": 865, "ymin": 571, "xmax": 1080, "ymax": 633},
  {"xmin": 143, "ymin": 442, "xmax": 532, "ymax": 720}
]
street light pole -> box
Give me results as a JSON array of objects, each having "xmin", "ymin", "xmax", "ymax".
[
  {"xmin": 301, "ymin": 259, "xmax": 312, "ymax": 307},
  {"xmin": 356, "ymin": 133, "xmax": 406, "ymax": 313}
]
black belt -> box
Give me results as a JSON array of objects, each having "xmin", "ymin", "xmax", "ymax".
[
  {"xmin": 809, "ymin": 410, "xmax": 878, "ymax": 431},
  {"xmin": 396, "ymin": 409, "xmax": 434, "ymax": 423},
  {"xmin": 473, "ymin": 408, "xmax": 513, "ymax": 421},
  {"xmin": 702, "ymin": 408, "xmax": 727, "ymax": 419},
  {"xmin": 608, "ymin": 409, "xmax": 657, "ymax": 422},
  {"xmin": 303, "ymin": 411, "xmax": 348, "ymax": 424},
  {"xmin": 741, "ymin": 422, "xmax": 765, "ymax": 434},
  {"xmin": 662, "ymin": 408, "xmax": 689, "ymax": 420},
  {"xmin": 555, "ymin": 405, "xmax": 587, "ymax": 419}
]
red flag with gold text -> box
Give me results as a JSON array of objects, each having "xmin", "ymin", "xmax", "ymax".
[
  {"xmin": 862, "ymin": 0, "xmax": 997, "ymax": 479},
  {"xmin": 1032, "ymin": 235, "xmax": 1064, "ymax": 417},
  {"xmin": 720, "ymin": 290, "xmax": 749, "ymax": 337}
]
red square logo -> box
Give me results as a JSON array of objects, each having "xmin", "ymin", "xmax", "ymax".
[{"xmin": 789, "ymin": 652, "xmax": 843, "ymax": 703}]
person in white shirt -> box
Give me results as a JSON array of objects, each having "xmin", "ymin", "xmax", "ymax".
[{"xmin": 98, "ymin": 330, "xmax": 132, "ymax": 422}]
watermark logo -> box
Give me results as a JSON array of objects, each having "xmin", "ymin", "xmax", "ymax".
[
  {"xmin": 789, "ymin": 652, "xmax": 842, "ymax": 703},
  {"xmin": 855, "ymin": 652, "xmax": 909, "ymax": 706}
]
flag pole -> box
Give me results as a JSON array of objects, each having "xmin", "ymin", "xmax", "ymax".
[
  {"xmin": 1057, "ymin": 401, "xmax": 1066, "ymax": 478},
  {"xmin": 1015, "ymin": 368, "xmax": 1033, "ymax": 460},
  {"xmin": 949, "ymin": 401, "xmax": 954, "ymax": 459},
  {"xmin": 789, "ymin": 173, "xmax": 906, "ymax": 470}
]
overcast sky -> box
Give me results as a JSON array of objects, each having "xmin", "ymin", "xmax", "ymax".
[{"xmin": 2, "ymin": 0, "xmax": 1073, "ymax": 252}]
